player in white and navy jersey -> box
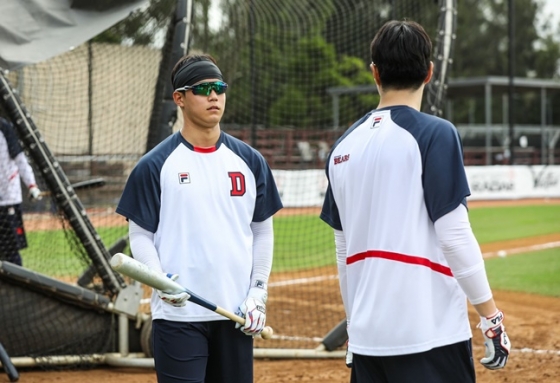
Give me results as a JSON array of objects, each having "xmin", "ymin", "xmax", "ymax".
[
  {"xmin": 116, "ymin": 54, "xmax": 282, "ymax": 383},
  {"xmin": 0, "ymin": 117, "xmax": 42, "ymax": 266},
  {"xmin": 320, "ymin": 21, "xmax": 510, "ymax": 382}
]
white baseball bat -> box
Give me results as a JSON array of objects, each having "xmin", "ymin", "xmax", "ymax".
[{"xmin": 110, "ymin": 253, "xmax": 273, "ymax": 339}]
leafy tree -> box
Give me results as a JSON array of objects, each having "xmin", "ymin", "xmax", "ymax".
[
  {"xmin": 91, "ymin": 0, "xmax": 560, "ymax": 130},
  {"xmin": 187, "ymin": 0, "xmax": 377, "ymax": 128}
]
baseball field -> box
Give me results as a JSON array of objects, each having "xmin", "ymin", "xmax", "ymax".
[{"xmin": 11, "ymin": 198, "xmax": 560, "ymax": 383}]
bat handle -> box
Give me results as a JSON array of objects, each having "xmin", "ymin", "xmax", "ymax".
[{"xmin": 216, "ymin": 307, "xmax": 274, "ymax": 339}]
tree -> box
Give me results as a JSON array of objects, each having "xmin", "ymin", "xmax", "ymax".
[{"xmin": 186, "ymin": 0, "xmax": 378, "ymax": 128}]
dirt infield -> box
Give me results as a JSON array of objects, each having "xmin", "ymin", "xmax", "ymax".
[{"xmin": 14, "ymin": 199, "xmax": 560, "ymax": 383}]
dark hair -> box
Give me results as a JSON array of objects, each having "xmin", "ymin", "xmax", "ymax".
[
  {"xmin": 170, "ymin": 53, "xmax": 218, "ymax": 85},
  {"xmin": 370, "ymin": 20, "xmax": 432, "ymax": 90}
]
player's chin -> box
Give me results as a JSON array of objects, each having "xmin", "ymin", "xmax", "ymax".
[{"xmin": 206, "ymin": 109, "xmax": 223, "ymax": 118}]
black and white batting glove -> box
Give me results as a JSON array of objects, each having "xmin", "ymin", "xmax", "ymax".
[
  {"xmin": 155, "ymin": 273, "xmax": 190, "ymax": 307},
  {"xmin": 28, "ymin": 185, "xmax": 42, "ymax": 201},
  {"xmin": 345, "ymin": 342, "xmax": 353, "ymax": 368},
  {"xmin": 236, "ymin": 282, "xmax": 267, "ymax": 336},
  {"xmin": 478, "ymin": 310, "xmax": 511, "ymax": 370},
  {"xmin": 345, "ymin": 319, "xmax": 352, "ymax": 368}
]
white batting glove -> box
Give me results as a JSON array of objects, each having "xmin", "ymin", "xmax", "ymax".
[
  {"xmin": 155, "ymin": 273, "xmax": 190, "ymax": 307},
  {"xmin": 478, "ymin": 310, "xmax": 511, "ymax": 370},
  {"xmin": 345, "ymin": 344, "xmax": 353, "ymax": 368},
  {"xmin": 236, "ymin": 282, "xmax": 267, "ymax": 335},
  {"xmin": 28, "ymin": 185, "xmax": 42, "ymax": 201},
  {"xmin": 345, "ymin": 320, "xmax": 352, "ymax": 368}
]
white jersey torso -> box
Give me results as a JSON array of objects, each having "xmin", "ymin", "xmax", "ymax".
[
  {"xmin": 117, "ymin": 131, "xmax": 282, "ymax": 322},
  {"xmin": 321, "ymin": 106, "xmax": 472, "ymax": 356}
]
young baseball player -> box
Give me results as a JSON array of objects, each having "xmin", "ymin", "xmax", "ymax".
[
  {"xmin": 320, "ymin": 20, "xmax": 511, "ymax": 382},
  {"xmin": 116, "ymin": 53, "xmax": 282, "ymax": 383},
  {"xmin": 0, "ymin": 116, "xmax": 42, "ymax": 266}
]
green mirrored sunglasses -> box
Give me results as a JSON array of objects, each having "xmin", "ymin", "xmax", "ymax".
[{"xmin": 175, "ymin": 81, "xmax": 228, "ymax": 96}]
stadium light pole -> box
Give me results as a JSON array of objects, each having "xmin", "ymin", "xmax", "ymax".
[{"xmin": 508, "ymin": 0, "xmax": 515, "ymax": 164}]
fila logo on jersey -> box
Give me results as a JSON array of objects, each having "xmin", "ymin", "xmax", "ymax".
[
  {"xmin": 334, "ymin": 154, "xmax": 350, "ymax": 165},
  {"xmin": 178, "ymin": 172, "xmax": 191, "ymax": 184},
  {"xmin": 371, "ymin": 116, "xmax": 383, "ymax": 128}
]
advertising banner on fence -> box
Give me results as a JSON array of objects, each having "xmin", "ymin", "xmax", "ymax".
[
  {"xmin": 273, "ymin": 166, "xmax": 560, "ymax": 207},
  {"xmin": 465, "ymin": 165, "xmax": 560, "ymax": 200}
]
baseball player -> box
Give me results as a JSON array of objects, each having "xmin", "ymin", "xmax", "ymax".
[
  {"xmin": 0, "ymin": 117, "xmax": 42, "ymax": 266},
  {"xmin": 320, "ymin": 20, "xmax": 511, "ymax": 382},
  {"xmin": 116, "ymin": 53, "xmax": 282, "ymax": 383}
]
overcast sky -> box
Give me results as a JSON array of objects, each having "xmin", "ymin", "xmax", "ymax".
[{"xmin": 540, "ymin": 0, "xmax": 560, "ymax": 26}]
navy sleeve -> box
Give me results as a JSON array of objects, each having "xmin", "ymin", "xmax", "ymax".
[
  {"xmin": 253, "ymin": 154, "xmax": 283, "ymax": 222},
  {"xmin": 116, "ymin": 158, "xmax": 162, "ymax": 233},
  {"xmin": 115, "ymin": 139, "xmax": 176, "ymax": 233},
  {"xmin": 422, "ymin": 123, "xmax": 471, "ymax": 222},
  {"xmin": 320, "ymin": 180, "xmax": 342, "ymax": 230},
  {"xmin": 320, "ymin": 142, "xmax": 342, "ymax": 230},
  {"xmin": 0, "ymin": 118, "xmax": 24, "ymax": 159}
]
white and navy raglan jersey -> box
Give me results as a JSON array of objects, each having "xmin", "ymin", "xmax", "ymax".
[
  {"xmin": 0, "ymin": 118, "xmax": 37, "ymax": 206},
  {"xmin": 116, "ymin": 131, "xmax": 282, "ymax": 322},
  {"xmin": 321, "ymin": 106, "xmax": 472, "ymax": 356}
]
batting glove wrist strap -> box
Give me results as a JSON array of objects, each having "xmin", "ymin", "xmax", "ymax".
[
  {"xmin": 248, "ymin": 282, "xmax": 268, "ymax": 303},
  {"xmin": 156, "ymin": 273, "xmax": 190, "ymax": 307},
  {"xmin": 477, "ymin": 310, "xmax": 511, "ymax": 370}
]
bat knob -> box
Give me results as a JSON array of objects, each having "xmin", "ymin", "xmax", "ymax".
[{"xmin": 260, "ymin": 326, "xmax": 274, "ymax": 340}]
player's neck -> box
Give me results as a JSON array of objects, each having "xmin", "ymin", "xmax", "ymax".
[
  {"xmin": 376, "ymin": 87, "xmax": 424, "ymax": 111},
  {"xmin": 180, "ymin": 123, "xmax": 221, "ymax": 148}
]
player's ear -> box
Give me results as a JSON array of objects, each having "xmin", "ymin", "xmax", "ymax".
[
  {"xmin": 173, "ymin": 91, "xmax": 185, "ymax": 107},
  {"xmin": 424, "ymin": 61, "xmax": 434, "ymax": 84},
  {"xmin": 370, "ymin": 62, "xmax": 381, "ymax": 85}
]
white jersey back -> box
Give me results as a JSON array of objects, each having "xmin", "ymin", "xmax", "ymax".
[
  {"xmin": 321, "ymin": 106, "xmax": 472, "ymax": 356},
  {"xmin": 117, "ymin": 131, "xmax": 282, "ymax": 322}
]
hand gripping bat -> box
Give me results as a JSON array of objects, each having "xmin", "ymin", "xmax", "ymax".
[{"xmin": 110, "ymin": 253, "xmax": 274, "ymax": 339}]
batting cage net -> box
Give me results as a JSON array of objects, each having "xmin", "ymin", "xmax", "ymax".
[{"xmin": 0, "ymin": 0, "xmax": 456, "ymax": 362}]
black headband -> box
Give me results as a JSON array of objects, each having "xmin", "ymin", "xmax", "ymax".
[{"xmin": 172, "ymin": 60, "xmax": 224, "ymax": 89}]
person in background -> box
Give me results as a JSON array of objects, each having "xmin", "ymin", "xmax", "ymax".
[
  {"xmin": 320, "ymin": 20, "xmax": 510, "ymax": 383},
  {"xmin": 0, "ymin": 117, "xmax": 42, "ymax": 266},
  {"xmin": 116, "ymin": 53, "xmax": 283, "ymax": 383}
]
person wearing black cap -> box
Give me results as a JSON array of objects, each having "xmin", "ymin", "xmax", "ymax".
[{"xmin": 116, "ymin": 53, "xmax": 283, "ymax": 382}]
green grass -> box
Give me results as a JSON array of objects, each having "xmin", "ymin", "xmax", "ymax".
[
  {"xmin": 273, "ymin": 215, "xmax": 334, "ymax": 271},
  {"xmin": 20, "ymin": 226, "xmax": 127, "ymax": 277},
  {"xmin": 15, "ymin": 204, "xmax": 559, "ymax": 303},
  {"xmin": 485, "ymin": 249, "xmax": 560, "ymax": 297},
  {"xmin": 469, "ymin": 205, "xmax": 560, "ymax": 244}
]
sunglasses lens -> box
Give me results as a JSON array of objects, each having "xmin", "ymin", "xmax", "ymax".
[
  {"xmin": 213, "ymin": 83, "xmax": 227, "ymax": 94},
  {"xmin": 191, "ymin": 82, "xmax": 228, "ymax": 96}
]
